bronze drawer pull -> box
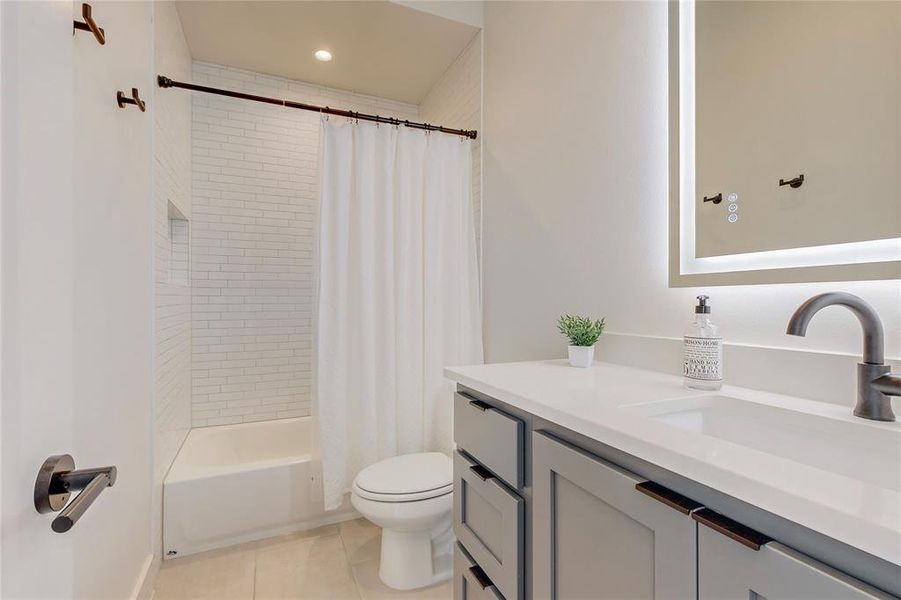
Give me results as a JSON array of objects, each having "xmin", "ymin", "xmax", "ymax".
[
  {"xmin": 468, "ymin": 399, "xmax": 491, "ymax": 411},
  {"xmin": 692, "ymin": 508, "xmax": 772, "ymax": 551},
  {"xmin": 469, "ymin": 565, "xmax": 494, "ymax": 590},
  {"xmin": 73, "ymin": 3, "xmax": 105, "ymax": 45},
  {"xmin": 469, "ymin": 464, "xmax": 494, "ymax": 481},
  {"xmin": 635, "ymin": 481, "xmax": 703, "ymax": 515}
]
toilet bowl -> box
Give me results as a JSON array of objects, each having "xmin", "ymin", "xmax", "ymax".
[{"xmin": 351, "ymin": 452, "xmax": 454, "ymax": 590}]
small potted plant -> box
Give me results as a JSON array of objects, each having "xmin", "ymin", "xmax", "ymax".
[{"xmin": 557, "ymin": 314, "xmax": 606, "ymax": 368}]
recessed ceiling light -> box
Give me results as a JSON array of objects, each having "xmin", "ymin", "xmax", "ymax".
[{"xmin": 314, "ymin": 49, "xmax": 333, "ymax": 62}]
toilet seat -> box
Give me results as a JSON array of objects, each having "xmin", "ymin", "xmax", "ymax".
[{"xmin": 353, "ymin": 452, "xmax": 453, "ymax": 503}]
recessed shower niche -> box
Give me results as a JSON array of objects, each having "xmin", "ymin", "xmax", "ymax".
[{"xmin": 167, "ymin": 200, "xmax": 189, "ymax": 285}]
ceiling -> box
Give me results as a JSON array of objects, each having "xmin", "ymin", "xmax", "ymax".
[{"xmin": 175, "ymin": 1, "xmax": 480, "ymax": 104}]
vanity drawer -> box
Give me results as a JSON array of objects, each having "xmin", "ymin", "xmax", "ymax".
[
  {"xmin": 455, "ymin": 542, "xmax": 505, "ymax": 600},
  {"xmin": 454, "ymin": 450, "xmax": 524, "ymax": 600},
  {"xmin": 453, "ymin": 392, "xmax": 524, "ymax": 489}
]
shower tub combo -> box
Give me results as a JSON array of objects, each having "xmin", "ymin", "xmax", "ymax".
[{"xmin": 163, "ymin": 417, "xmax": 355, "ymax": 557}]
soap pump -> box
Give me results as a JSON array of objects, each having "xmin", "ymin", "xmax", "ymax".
[{"xmin": 683, "ymin": 295, "xmax": 723, "ymax": 390}]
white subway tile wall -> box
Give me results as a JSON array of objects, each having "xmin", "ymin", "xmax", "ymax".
[
  {"xmin": 420, "ymin": 33, "xmax": 483, "ymax": 249},
  {"xmin": 189, "ymin": 62, "xmax": 420, "ymax": 427},
  {"xmin": 154, "ymin": 0, "xmax": 193, "ymax": 556}
]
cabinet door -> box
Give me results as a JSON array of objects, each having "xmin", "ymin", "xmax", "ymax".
[
  {"xmin": 697, "ymin": 524, "xmax": 895, "ymax": 599},
  {"xmin": 532, "ymin": 432, "xmax": 697, "ymax": 600}
]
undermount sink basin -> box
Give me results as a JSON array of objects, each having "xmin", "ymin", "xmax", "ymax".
[{"xmin": 623, "ymin": 395, "xmax": 901, "ymax": 492}]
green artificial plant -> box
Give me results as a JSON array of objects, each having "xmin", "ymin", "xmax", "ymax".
[{"xmin": 557, "ymin": 314, "xmax": 606, "ymax": 347}]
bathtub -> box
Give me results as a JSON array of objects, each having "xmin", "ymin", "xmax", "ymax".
[{"xmin": 163, "ymin": 417, "xmax": 356, "ymax": 558}]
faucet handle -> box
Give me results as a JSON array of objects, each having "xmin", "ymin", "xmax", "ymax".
[{"xmin": 856, "ymin": 364, "xmax": 897, "ymax": 422}]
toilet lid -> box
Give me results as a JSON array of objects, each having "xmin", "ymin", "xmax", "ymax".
[{"xmin": 353, "ymin": 452, "xmax": 453, "ymax": 502}]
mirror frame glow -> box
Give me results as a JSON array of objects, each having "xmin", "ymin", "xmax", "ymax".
[{"xmin": 668, "ymin": 0, "xmax": 901, "ymax": 287}]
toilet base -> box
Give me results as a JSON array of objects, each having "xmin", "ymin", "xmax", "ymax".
[{"xmin": 378, "ymin": 522, "xmax": 454, "ymax": 590}]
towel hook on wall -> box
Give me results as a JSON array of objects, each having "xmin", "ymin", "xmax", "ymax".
[
  {"xmin": 117, "ymin": 88, "xmax": 146, "ymax": 112},
  {"xmin": 73, "ymin": 3, "xmax": 105, "ymax": 45},
  {"xmin": 779, "ymin": 174, "xmax": 805, "ymax": 189}
]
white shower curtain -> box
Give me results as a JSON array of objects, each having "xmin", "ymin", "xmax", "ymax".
[{"xmin": 316, "ymin": 118, "xmax": 483, "ymax": 509}]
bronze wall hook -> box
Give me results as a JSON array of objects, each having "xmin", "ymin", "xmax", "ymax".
[
  {"xmin": 73, "ymin": 3, "xmax": 105, "ymax": 45},
  {"xmin": 117, "ymin": 88, "xmax": 146, "ymax": 112}
]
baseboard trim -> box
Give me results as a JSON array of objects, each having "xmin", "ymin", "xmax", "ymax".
[{"xmin": 131, "ymin": 553, "xmax": 158, "ymax": 600}]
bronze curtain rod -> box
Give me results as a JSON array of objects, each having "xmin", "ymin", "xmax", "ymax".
[{"xmin": 157, "ymin": 76, "xmax": 478, "ymax": 140}]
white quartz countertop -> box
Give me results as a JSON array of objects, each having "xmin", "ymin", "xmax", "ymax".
[{"xmin": 445, "ymin": 360, "xmax": 901, "ymax": 567}]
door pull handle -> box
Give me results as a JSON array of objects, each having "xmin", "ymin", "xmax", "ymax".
[{"xmin": 34, "ymin": 454, "xmax": 117, "ymax": 533}]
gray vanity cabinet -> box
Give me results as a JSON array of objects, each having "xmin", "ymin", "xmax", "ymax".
[
  {"xmin": 697, "ymin": 524, "xmax": 893, "ymax": 600},
  {"xmin": 532, "ymin": 431, "xmax": 698, "ymax": 600}
]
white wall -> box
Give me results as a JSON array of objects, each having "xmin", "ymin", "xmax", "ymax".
[
  {"xmin": 152, "ymin": 0, "xmax": 192, "ymax": 562},
  {"xmin": 482, "ymin": 2, "xmax": 900, "ymax": 407},
  {"xmin": 71, "ymin": 1, "xmax": 155, "ymax": 597},
  {"xmin": 420, "ymin": 32, "xmax": 483, "ymax": 251},
  {"xmin": 190, "ymin": 63, "xmax": 419, "ymax": 427}
]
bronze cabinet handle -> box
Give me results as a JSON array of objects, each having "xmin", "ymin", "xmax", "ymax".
[
  {"xmin": 635, "ymin": 481, "xmax": 703, "ymax": 515},
  {"xmin": 73, "ymin": 3, "xmax": 105, "ymax": 45},
  {"xmin": 468, "ymin": 566, "xmax": 494, "ymax": 590},
  {"xmin": 692, "ymin": 508, "xmax": 772, "ymax": 551},
  {"xmin": 117, "ymin": 88, "xmax": 146, "ymax": 112},
  {"xmin": 468, "ymin": 399, "xmax": 491, "ymax": 411},
  {"xmin": 469, "ymin": 464, "xmax": 494, "ymax": 481}
]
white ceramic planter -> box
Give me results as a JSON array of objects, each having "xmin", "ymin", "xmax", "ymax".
[{"xmin": 568, "ymin": 345, "xmax": 595, "ymax": 368}]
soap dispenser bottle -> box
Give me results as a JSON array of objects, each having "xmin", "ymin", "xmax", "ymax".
[{"xmin": 683, "ymin": 295, "xmax": 723, "ymax": 390}]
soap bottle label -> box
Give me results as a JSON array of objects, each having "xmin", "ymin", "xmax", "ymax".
[{"xmin": 683, "ymin": 336, "xmax": 723, "ymax": 381}]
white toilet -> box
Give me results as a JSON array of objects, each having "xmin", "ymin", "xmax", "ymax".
[{"xmin": 351, "ymin": 452, "xmax": 454, "ymax": 590}]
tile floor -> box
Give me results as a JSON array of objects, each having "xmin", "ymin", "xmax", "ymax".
[{"xmin": 153, "ymin": 518, "xmax": 452, "ymax": 600}]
